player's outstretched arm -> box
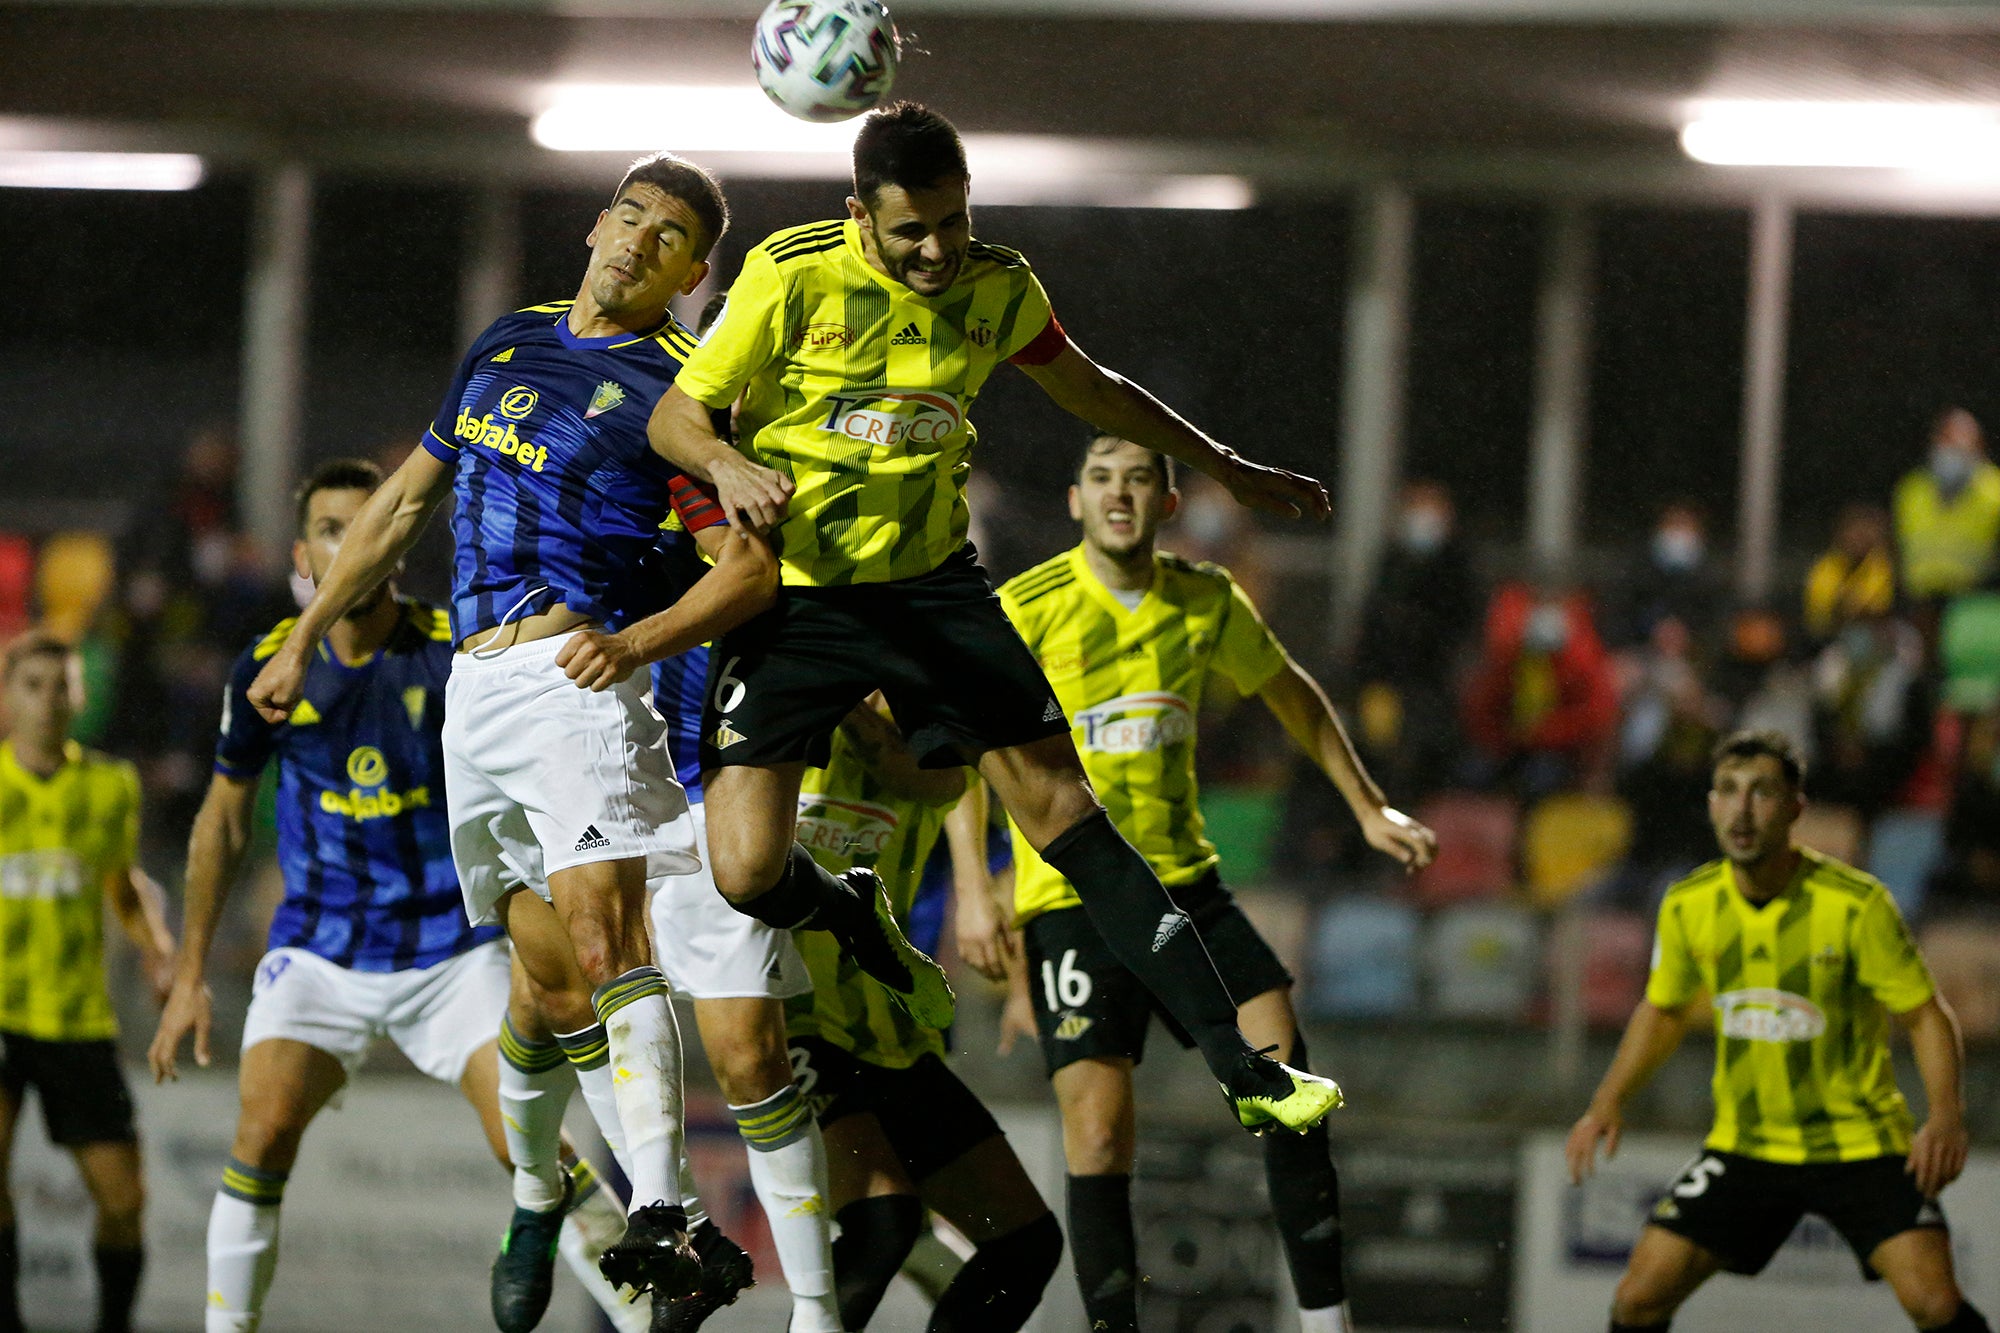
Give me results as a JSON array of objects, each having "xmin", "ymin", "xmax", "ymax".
[
  {"xmin": 559, "ymin": 524, "xmax": 779, "ymax": 691},
  {"xmin": 1899, "ymin": 996, "xmax": 1970, "ymax": 1195},
  {"xmin": 647, "ymin": 386, "xmax": 794, "ymax": 532},
  {"xmin": 1016, "ymin": 341, "xmax": 1331, "ymax": 521},
  {"xmin": 247, "ymin": 446, "xmax": 454, "ymax": 722},
  {"xmin": 149, "ymin": 773, "xmax": 259, "ymax": 1083},
  {"xmin": 1258, "ymin": 653, "xmax": 1437, "ymax": 872},
  {"xmin": 1566, "ymin": 1001, "xmax": 1693, "ymax": 1184}
]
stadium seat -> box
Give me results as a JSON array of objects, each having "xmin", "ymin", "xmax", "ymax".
[
  {"xmin": 1408, "ymin": 791, "xmax": 1519, "ymax": 908},
  {"xmin": 1425, "ymin": 902, "xmax": 1540, "ymax": 1022},
  {"xmin": 1520, "ymin": 792, "xmax": 1634, "ymax": 908},
  {"xmin": 1574, "ymin": 911, "xmax": 1651, "ymax": 1027},
  {"xmin": 0, "ymin": 534, "xmax": 31, "ymax": 639},
  {"xmin": 1941, "ymin": 592, "xmax": 2000, "ymax": 712},
  {"xmin": 1791, "ymin": 802, "xmax": 1864, "ymax": 865},
  {"xmin": 1918, "ymin": 922, "xmax": 2000, "ymax": 1041},
  {"xmin": 1304, "ymin": 895, "xmax": 1419, "ymax": 1020},
  {"xmin": 1867, "ymin": 809, "xmax": 1944, "ymax": 920},
  {"xmin": 34, "ymin": 530, "xmax": 115, "ymax": 641}
]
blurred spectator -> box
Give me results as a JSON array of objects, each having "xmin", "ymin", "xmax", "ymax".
[
  {"xmin": 1711, "ymin": 606, "xmax": 1817, "ymax": 767},
  {"xmin": 1609, "ymin": 616, "xmax": 1726, "ymax": 904},
  {"xmin": 1461, "ymin": 581, "xmax": 1617, "ymax": 798},
  {"xmin": 1803, "ymin": 503, "xmax": 1897, "ymax": 645},
  {"xmin": 1352, "ymin": 480, "xmax": 1480, "ymax": 798},
  {"xmin": 1930, "ymin": 703, "xmax": 2000, "ymax": 917},
  {"xmin": 1894, "ymin": 406, "xmax": 2000, "ymax": 604},
  {"xmin": 1608, "ymin": 501, "xmax": 1726, "ymax": 651},
  {"xmin": 1810, "ymin": 608, "xmax": 1934, "ymax": 819}
]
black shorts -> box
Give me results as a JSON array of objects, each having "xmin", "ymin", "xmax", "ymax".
[
  {"xmin": 788, "ymin": 1036, "xmax": 1001, "ymax": 1182},
  {"xmin": 0, "ymin": 1032, "xmax": 137, "ymax": 1147},
  {"xmin": 700, "ymin": 545, "xmax": 1068, "ymax": 771},
  {"xmin": 1022, "ymin": 872, "xmax": 1293, "ymax": 1078},
  {"xmin": 1649, "ymin": 1149, "xmax": 1945, "ymax": 1278}
]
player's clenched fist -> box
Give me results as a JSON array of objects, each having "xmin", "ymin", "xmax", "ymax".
[
  {"xmin": 713, "ymin": 453, "xmax": 795, "ymax": 533},
  {"xmin": 247, "ymin": 643, "xmax": 309, "ymax": 724},
  {"xmin": 558, "ymin": 629, "xmax": 641, "ymax": 692}
]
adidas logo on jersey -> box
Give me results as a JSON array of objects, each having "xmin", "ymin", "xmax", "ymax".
[
  {"xmin": 890, "ymin": 321, "xmax": 927, "ymax": 346},
  {"xmin": 575, "ymin": 824, "xmax": 612, "ymax": 852},
  {"xmin": 1041, "ymin": 698, "xmax": 1065, "ymax": 724},
  {"xmin": 1152, "ymin": 910, "xmax": 1189, "ymax": 953}
]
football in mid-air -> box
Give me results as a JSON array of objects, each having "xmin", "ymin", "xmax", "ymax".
[{"xmin": 752, "ymin": 0, "xmax": 900, "ymax": 124}]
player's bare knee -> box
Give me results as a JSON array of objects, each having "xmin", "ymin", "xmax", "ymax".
[
  {"xmin": 710, "ymin": 842, "xmax": 787, "ymax": 904},
  {"xmin": 1060, "ymin": 1104, "xmax": 1134, "ymax": 1175},
  {"xmin": 1896, "ymin": 1284, "xmax": 1962, "ymax": 1329},
  {"xmin": 232, "ymin": 1106, "xmax": 310, "ymax": 1170},
  {"xmin": 1611, "ymin": 1271, "xmax": 1680, "ymax": 1326}
]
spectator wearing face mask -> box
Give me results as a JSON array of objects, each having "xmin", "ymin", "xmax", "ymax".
[
  {"xmin": 1804, "ymin": 503, "xmax": 1898, "ymax": 646},
  {"xmin": 1351, "ymin": 481, "xmax": 1481, "ymax": 797},
  {"xmin": 1894, "ymin": 406, "xmax": 2000, "ymax": 602},
  {"xmin": 1610, "ymin": 502, "xmax": 1725, "ymax": 651},
  {"xmin": 1461, "ymin": 581, "xmax": 1619, "ymax": 798}
]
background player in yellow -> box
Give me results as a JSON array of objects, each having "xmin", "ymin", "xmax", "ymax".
[
  {"xmin": 648, "ymin": 100, "xmax": 1343, "ymax": 1139},
  {"xmin": 0, "ymin": 632, "xmax": 176, "ymax": 1333},
  {"xmin": 981, "ymin": 434, "xmax": 1435, "ymax": 1333},
  {"xmin": 1567, "ymin": 730, "xmax": 1986, "ymax": 1333},
  {"xmin": 787, "ymin": 697, "xmax": 1059, "ymax": 1331}
]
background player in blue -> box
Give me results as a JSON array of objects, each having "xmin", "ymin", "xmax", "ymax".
[
  {"xmin": 243, "ymin": 154, "xmax": 795, "ymax": 1313},
  {"xmin": 148, "ymin": 460, "xmax": 643, "ymax": 1332}
]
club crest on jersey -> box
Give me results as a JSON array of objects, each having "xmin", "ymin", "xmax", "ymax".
[
  {"xmin": 1073, "ymin": 692, "xmax": 1193, "ymax": 754},
  {"xmin": 585, "ymin": 380, "xmax": 626, "ymax": 419},
  {"xmin": 968, "ymin": 318, "xmax": 996, "ymax": 349},
  {"xmin": 795, "ymin": 795, "xmax": 901, "ymax": 860},
  {"xmin": 817, "ymin": 390, "xmax": 964, "ymax": 449},
  {"xmin": 1714, "ymin": 988, "xmax": 1827, "ymax": 1043}
]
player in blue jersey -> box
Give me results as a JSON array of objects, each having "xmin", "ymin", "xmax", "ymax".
[
  {"xmin": 148, "ymin": 460, "xmax": 644, "ymax": 1332},
  {"xmin": 241, "ymin": 154, "xmax": 893, "ymax": 1324}
]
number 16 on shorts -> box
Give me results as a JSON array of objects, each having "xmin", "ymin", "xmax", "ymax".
[{"xmin": 1041, "ymin": 949, "xmax": 1093, "ymax": 1011}]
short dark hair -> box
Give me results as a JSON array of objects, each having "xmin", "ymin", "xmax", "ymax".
[
  {"xmin": 853, "ymin": 101, "xmax": 967, "ymax": 205},
  {"xmin": 1711, "ymin": 729, "xmax": 1806, "ymax": 790},
  {"xmin": 1077, "ymin": 433, "xmax": 1174, "ymax": 489},
  {"xmin": 697, "ymin": 291, "xmax": 730, "ymax": 338},
  {"xmin": 3, "ymin": 630, "xmax": 75, "ymax": 683},
  {"xmin": 295, "ymin": 457, "xmax": 383, "ymax": 537},
  {"xmin": 610, "ymin": 153, "xmax": 730, "ymax": 258}
]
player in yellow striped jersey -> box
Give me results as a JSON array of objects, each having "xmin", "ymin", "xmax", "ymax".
[
  {"xmin": 648, "ymin": 99, "xmax": 1343, "ymax": 1143},
  {"xmin": 979, "ymin": 435, "xmax": 1434, "ymax": 1333},
  {"xmin": 0, "ymin": 632, "xmax": 176, "ymax": 1333},
  {"xmin": 787, "ymin": 698, "xmax": 1059, "ymax": 1331},
  {"xmin": 1568, "ymin": 731, "xmax": 1987, "ymax": 1333}
]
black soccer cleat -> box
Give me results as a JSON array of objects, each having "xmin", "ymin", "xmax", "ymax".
[
  {"xmin": 598, "ymin": 1202, "xmax": 703, "ymax": 1303},
  {"xmin": 652, "ymin": 1221, "xmax": 756, "ymax": 1332},
  {"xmin": 822, "ymin": 868, "xmax": 956, "ymax": 1029},
  {"xmin": 491, "ymin": 1171, "xmax": 574, "ymax": 1333}
]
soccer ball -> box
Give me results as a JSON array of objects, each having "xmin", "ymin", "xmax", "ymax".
[{"xmin": 752, "ymin": 0, "xmax": 900, "ymax": 124}]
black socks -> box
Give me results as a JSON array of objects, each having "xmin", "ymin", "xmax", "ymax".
[
  {"xmin": 0, "ymin": 1225, "xmax": 17, "ymax": 1333},
  {"xmin": 1928, "ymin": 1304, "xmax": 1995, "ymax": 1333},
  {"xmin": 1267, "ymin": 1030, "xmax": 1346, "ymax": 1310},
  {"xmin": 1067, "ymin": 1173, "xmax": 1139, "ymax": 1332},
  {"xmin": 94, "ymin": 1244, "xmax": 143, "ymax": 1333},
  {"xmin": 928, "ymin": 1213, "xmax": 1063, "ymax": 1333},
  {"xmin": 733, "ymin": 842, "xmax": 842, "ymax": 929},
  {"xmin": 1041, "ymin": 812, "xmax": 1250, "ymax": 1084},
  {"xmin": 832, "ymin": 1194, "xmax": 925, "ymax": 1329}
]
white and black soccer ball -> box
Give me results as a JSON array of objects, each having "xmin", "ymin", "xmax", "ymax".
[{"xmin": 752, "ymin": 0, "xmax": 900, "ymax": 125}]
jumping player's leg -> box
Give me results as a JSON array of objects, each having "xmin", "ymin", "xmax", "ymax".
[
  {"xmin": 206, "ymin": 1039, "xmax": 345, "ymax": 1333},
  {"xmin": 693, "ymin": 996, "xmax": 840, "ymax": 1333},
  {"xmin": 1052, "ymin": 1057, "xmax": 1140, "ymax": 1333},
  {"xmin": 1238, "ymin": 987, "xmax": 1349, "ymax": 1330},
  {"xmin": 1608, "ymin": 1226, "xmax": 1722, "ymax": 1331},
  {"xmin": 1872, "ymin": 1228, "xmax": 1990, "ymax": 1330},
  {"xmin": 914, "ymin": 1137, "xmax": 1061, "ymax": 1333},
  {"xmin": 823, "ymin": 1112, "xmax": 925, "ymax": 1330},
  {"xmin": 982, "ymin": 735, "xmax": 1330, "ymax": 1126}
]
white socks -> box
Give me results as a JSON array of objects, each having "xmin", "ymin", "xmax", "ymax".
[
  {"xmin": 593, "ymin": 966, "xmax": 686, "ymax": 1213},
  {"xmin": 204, "ymin": 1161, "xmax": 286, "ymax": 1333},
  {"xmin": 565, "ymin": 1022, "xmax": 710, "ymax": 1230},
  {"xmin": 731, "ymin": 1084, "xmax": 842, "ymax": 1333},
  {"xmin": 1299, "ymin": 1302, "xmax": 1353, "ymax": 1333},
  {"xmin": 498, "ymin": 1015, "xmax": 574, "ymax": 1212},
  {"xmin": 561, "ymin": 1161, "xmax": 649, "ymax": 1333}
]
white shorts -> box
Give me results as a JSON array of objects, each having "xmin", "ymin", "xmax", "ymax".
[
  {"xmin": 649, "ymin": 802, "xmax": 810, "ymax": 1000},
  {"xmin": 240, "ymin": 940, "xmax": 511, "ymax": 1090},
  {"xmin": 444, "ymin": 632, "xmax": 700, "ymax": 926}
]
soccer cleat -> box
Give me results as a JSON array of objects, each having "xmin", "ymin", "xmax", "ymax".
[
  {"xmin": 598, "ymin": 1202, "xmax": 703, "ymax": 1303},
  {"xmin": 492, "ymin": 1171, "xmax": 574, "ymax": 1333},
  {"xmin": 829, "ymin": 868, "xmax": 956, "ymax": 1029},
  {"xmin": 652, "ymin": 1221, "xmax": 755, "ymax": 1332},
  {"xmin": 1225, "ymin": 1051, "xmax": 1344, "ymax": 1136}
]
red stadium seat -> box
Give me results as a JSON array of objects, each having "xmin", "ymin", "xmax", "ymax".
[
  {"xmin": 1408, "ymin": 791, "xmax": 1519, "ymax": 907},
  {"xmin": 0, "ymin": 534, "xmax": 31, "ymax": 639},
  {"xmin": 1576, "ymin": 911, "xmax": 1651, "ymax": 1028}
]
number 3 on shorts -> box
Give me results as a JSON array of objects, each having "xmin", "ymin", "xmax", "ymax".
[
  {"xmin": 1040, "ymin": 949, "xmax": 1093, "ymax": 1012},
  {"xmin": 714, "ymin": 655, "xmax": 748, "ymax": 714}
]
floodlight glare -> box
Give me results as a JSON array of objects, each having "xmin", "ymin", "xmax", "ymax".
[
  {"xmin": 0, "ymin": 151, "xmax": 205, "ymax": 191},
  {"xmin": 1680, "ymin": 102, "xmax": 2000, "ymax": 172}
]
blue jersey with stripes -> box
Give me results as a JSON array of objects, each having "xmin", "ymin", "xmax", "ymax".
[
  {"xmin": 649, "ymin": 528, "xmax": 710, "ymax": 804},
  {"xmin": 421, "ymin": 301, "xmax": 707, "ymax": 640},
  {"xmin": 215, "ymin": 602, "xmax": 500, "ymax": 971}
]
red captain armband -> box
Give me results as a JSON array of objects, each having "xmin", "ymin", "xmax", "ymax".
[
  {"xmin": 668, "ymin": 474, "xmax": 727, "ymax": 534},
  {"xmin": 1007, "ymin": 312, "xmax": 1069, "ymax": 367}
]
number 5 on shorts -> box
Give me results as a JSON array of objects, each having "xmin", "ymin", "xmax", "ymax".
[{"xmin": 1040, "ymin": 949, "xmax": 1093, "ymax": 1012}]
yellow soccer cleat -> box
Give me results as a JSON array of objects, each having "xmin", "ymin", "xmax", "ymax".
[
  {"xmin": 1227, "ymin": 1058, "xmax": 1344, "ymax": 1136},
  {"xmin": 838, "ymin": 868, "xmax": 957, "ymax": 1030}
]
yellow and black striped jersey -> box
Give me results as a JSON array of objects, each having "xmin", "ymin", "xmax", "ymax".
[
  {"xmin": 0, "ymin": 740, "xmax": 139, "ymax": 1040},
  {"xmin": 999, "ymin": 546, "xmax": 1289, "ymax": 924},
  {"xmin": 785, "ymin": 725, "xmax": 963, "ymax": 1068},
  {"xmin": 674, "ymin": 218, "xmax": 1062, "ymax": 588},
  {"xmin": 1647, "ymin": 848, "xmax": 1937, "ymax": 1164}
]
